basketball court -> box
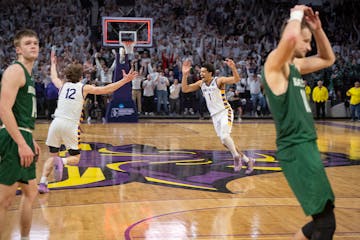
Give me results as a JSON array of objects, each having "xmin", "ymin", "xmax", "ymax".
[{"xmin": 4, "ymin": 119, "xmax": 360, "ymax": 239}]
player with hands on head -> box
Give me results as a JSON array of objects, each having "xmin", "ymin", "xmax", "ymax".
[
  {"xmin": 38, "ymin": 48, "xmax": 138, "ymax": 194},
  {"xmin": 262, "ymin": 5, "xmax": 336, "ymax": 240},
  {"xmin": 182, "ymin": 58, "xmax": 255, "ymax": 174}
]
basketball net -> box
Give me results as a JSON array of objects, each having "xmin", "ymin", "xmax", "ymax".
[{"xmin": 121, "ymin": 41, "xmax": 135, "ymax": 55}]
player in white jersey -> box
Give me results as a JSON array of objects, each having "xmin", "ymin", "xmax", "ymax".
[
  {"xmin": 38, "ymin": 49, "xmax": 138, "ymax": 193},
  {"xmin": 182, "ymin": 59, "xmax": 255, "ymax": 174},
  {"xmin": 53, "ymin": 82, "xmax": 85, "ymax": 122}
]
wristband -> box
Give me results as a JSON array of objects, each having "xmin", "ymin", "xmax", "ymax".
[{"xmin": 289, "ymin": 10, "xmax": 304, "ymax": 22}]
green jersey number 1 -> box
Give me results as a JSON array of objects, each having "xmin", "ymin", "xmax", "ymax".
[
  {"xmin": 32, "ymin": 96, "xmax": 37, "ymax": 118},
  {"xmin": 300, "ymin": 89, "xmax": 312, "ymax": 113}
]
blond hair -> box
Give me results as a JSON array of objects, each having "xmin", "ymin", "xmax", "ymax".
[{"xmin": 13, "ymin": 29, "xmax": 38, "ymax": 47}]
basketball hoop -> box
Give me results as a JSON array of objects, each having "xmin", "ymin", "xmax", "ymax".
[
  {"xmin": 102, "ymin": 17, "xmax": 153, "ymax": 48},
  {"xmin": 119, "ymin": 31, "xmax": 137, "ymax": 55},
  {"xmin": 120, "ymin": 41, "xmax": 136, "ymax": 55}
]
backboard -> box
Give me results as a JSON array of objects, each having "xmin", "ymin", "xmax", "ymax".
[
  {"xmin": 119, "ymin": 31, "xmax": 137, "ymax": 44},
  {"xmin": 102, "ymin": 17, "xmax": 153, "ymax": 47}
]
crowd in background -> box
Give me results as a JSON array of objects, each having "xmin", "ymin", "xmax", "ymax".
[{"xmin": 0, "ymin": 0, "xmax": 359, "ymax": 121}]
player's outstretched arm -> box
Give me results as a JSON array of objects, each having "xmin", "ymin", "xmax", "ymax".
[
  {"xmin": 50, "ymin": 48, "xmax": 64, "ymax": 89},
  {"xmin": 181, "ymin": 60, "xmax": 201, "ymax": 93},
  {"xmin": 84, "ymin": 69, "xmax": 138, "ymax": 96},
  {"xmin": 217, "ymin": 58, "xmax": 240, "ymax": 85}
]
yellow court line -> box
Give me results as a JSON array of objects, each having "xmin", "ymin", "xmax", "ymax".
[{"xmin": 145, "ymin": 176, "xmax": 217, "ymax": 191}]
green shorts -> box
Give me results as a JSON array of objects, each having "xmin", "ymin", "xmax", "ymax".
[
  {"xmin": 0, "ymin": 128, "xmax": 36, "ymax": 185},
  {"xmin": 276, "ymin": 140, "xmax": 335, "ymax": 216}
]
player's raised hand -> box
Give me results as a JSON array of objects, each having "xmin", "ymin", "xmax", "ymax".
[
  {"xmin": 224, "ymin": 58, "xmax": 236, "ymax": 69},
  {"xmin": 290, "ymin": 4, "xmax": 309, "ymax": 13},
  {"xmin": 304, "ymin": 7, "xmax": 322, "ymax": 31},
  {"xmin": 122, "ymin": 69, "xmax": 138, "ymax": 83},
  {"xmin": 182, "ymin": 60, "xmax": 191, "ymax": 75},
  {"xmin": 51, "ymin": 46, "xmax": 57, "ymax": 65}
]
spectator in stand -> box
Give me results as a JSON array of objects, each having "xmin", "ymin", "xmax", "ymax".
[
  {"xmin": 155, "ymin": 70, "xmax": 170, "ymax": 115},
  {"xmin": 35, "ymin": 78, "xmax": 46, "ymax": 116},
  {"xmin": 82, "ymin": 72, "xmax": 92, "ymax": 84},
  {"xmin": 312, "ymin": 80, "xmax": 329, "ymax": 119},
  {"xmin": 248, "ymin": 73, "xmax": 265, "ymax": 117},
  {"xmin": 142, "ymin": 73, "xmax": 156, "ymax": 115},
  {"xmin": 346, "ymin": 81, "xmax": 360, "ymax": 121},
  {"xmin": 194, "ymin": 65, "xmax": 208, "ymax": 119},
  {"xmin": 169, "ymin": 79, "xmax": 181, "ymax": 115},
  {"xmin": 227, "ymin": 85, "xmax": 244, "ymax": 122},
  {"xmin": 90, "ymin": 51, "xmax": 116, "ymax": 123},
  {"xmin": 83, "ymin": 55, "xmax": 95, "ymax": 77},
  {"xmin": 182, "ymin": 66, "xmax": 197, "ymax": 116},
  {"xmin": 45, "ymin": 81, "xmax": 59, "ymax": 120},
  {"xmin": 235, "ymin": 68, "xmax": 250, "ymax": 118},
  {"xmin": 131, "ymin": 64, "xmax": 144, "ymax": 115},
  {"xmin": 94, "ymin": 52, "xmax": 116, "ymax": 85}
]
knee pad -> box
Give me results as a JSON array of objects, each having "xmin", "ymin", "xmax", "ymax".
[
  {"xmin": 312, "ymin": 201, "xmax": 336, "ymax": 240},
  {"xmin": 302, "ymin": 221, "xmax": 315, "ymax": 239},
  {"xmin": 49, "ymin": 146, "xmax": 60, "ymax": 153},
  {"xmin": 68, "ymin": 149, "xmax": 81, "ymax": 156}
]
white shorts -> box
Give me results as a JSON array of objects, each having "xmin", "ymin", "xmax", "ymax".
[
  {"xmin": 46, "ymin": 118, "xmax": 80, "ymax": 150},
  {"xmin": 211, "ymin": 108, "xmax": 233, "ymax": 139}
]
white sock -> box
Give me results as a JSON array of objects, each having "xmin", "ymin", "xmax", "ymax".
[
  {"xmin": 62, "ymin": 158, "xmax": 67, "ymax": 165},
  {"xmin": 40, "ymin": 176, "xmax": 48, "ymax": 184},
  {"xmin": 221, "ymin": 136, "xmax": 239, "ymax": 158},
  {"xmin": 242, "ymin": 154, "xmax": 250, "ymax": 163}
]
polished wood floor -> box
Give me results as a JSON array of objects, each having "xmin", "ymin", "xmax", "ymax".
[{"xmin": 4, "ymin": 119, "xmax": 360, "ymax": 240}]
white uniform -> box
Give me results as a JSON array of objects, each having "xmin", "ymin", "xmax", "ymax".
[
  {"xmin": 201, "ymin": 77, "xmax": 233, "ymax": 139},
  {"xmin": 46, "ymin": 82, "xmax": 84, "ymax": 150}
]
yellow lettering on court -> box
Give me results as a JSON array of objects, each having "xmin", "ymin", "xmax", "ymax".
[
  {"xmin": 107, "ymin": 161, "xmax": 145, "ymax": 172},
  {"xmin": 145, "ymin": 176, "xmax": 217, "ymax": 191},
  {"xmin": 175, "ymin": 160, "xmax": 212, "ymax": 165},
  {"xmin": 151, "ymin": 159, "xmax": 207, "ymax": 164},
  {"xmin": 80, "ymin": 143, "xmax": 92, "ymax": 151},
  {"xmin": 99, "ymin": 148, "xmax": 196, "ymax": 157},
  {"xmin": 254, "ymin": 153, "xmax": 277, "ymax": 162},
  {"xmin": 49, "ymin": 166, "xmax": 105, "ymax": 188},
  {"xmin": 107, "ymin": 159, "xmax": 211, "ymax": 172}
]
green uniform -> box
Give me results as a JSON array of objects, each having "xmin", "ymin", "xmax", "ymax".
[
  {"xmin": 0, "ymin": 61, "xmax": 37, "ymax": 185},
  {"xmin": 262, "ymin": 64, "xmax": 334, "ymax": 216}
]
